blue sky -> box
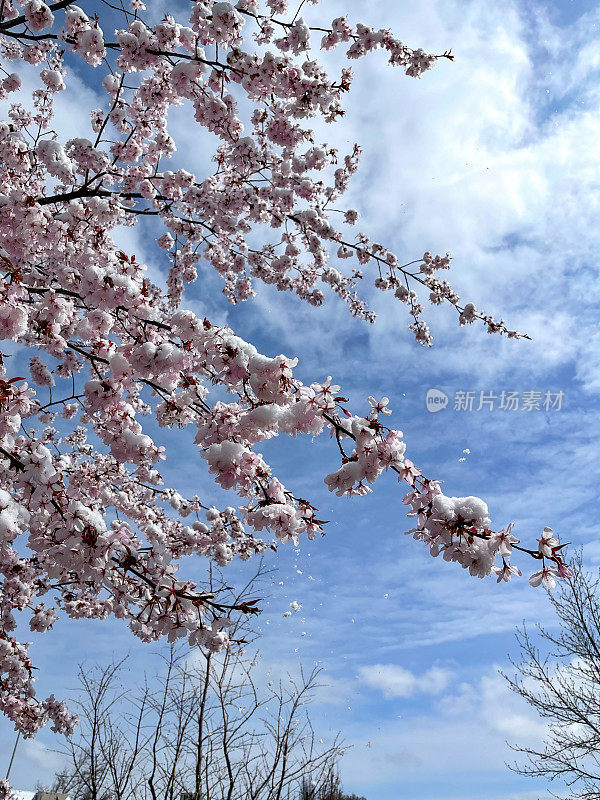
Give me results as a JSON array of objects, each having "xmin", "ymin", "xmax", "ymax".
[{"xmin": 2, "ymin": 0, "xmax": 600, "ymax": 798}]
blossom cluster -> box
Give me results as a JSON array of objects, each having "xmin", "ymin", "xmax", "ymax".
[
  {"xmin": 0, "ymin": 0, "xmax": 558, "ymax": 741},
  {"xmin": 404, "ymin": 490, "xmax": 571, "ymax": 586}
]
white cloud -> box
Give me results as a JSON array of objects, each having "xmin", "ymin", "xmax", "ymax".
[
  {"xmin": 358, "ymin": 663, "xmax": 453, "ymax": 698},
  {"xmin": 21, "ymin": 736, "xmax": 66, "ymax": 774},
  {"xmin": 441, "ymin": 669, "xmax": 548, "ymax": 741},
  {"xmin": 337, "ymin": 665, "xmax": 550, "ymax": 795}
]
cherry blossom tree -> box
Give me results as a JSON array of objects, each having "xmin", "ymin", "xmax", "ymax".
[{"xmin": 0, "ymin": 0, "xmax": 573, "ymax": 744}]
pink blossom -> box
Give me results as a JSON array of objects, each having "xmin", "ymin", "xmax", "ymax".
[{"xmin": 529, "ymin": 567, "xmax": 558, "ymax": 590}]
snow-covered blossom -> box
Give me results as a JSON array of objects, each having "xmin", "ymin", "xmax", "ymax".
[{"xmin": 24, "ymin": 0, "xmax": 53, "ymax": 32}]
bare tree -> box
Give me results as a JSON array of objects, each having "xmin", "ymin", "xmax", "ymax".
[
  {"xmin": 298, "ymin": 769, "xmax": 366, "ymax": 800},
  {"xmin": 53, "ymin": 571, "xmax": 345, "ymax": 800},
  {"xmin": 52, "ymin": 658, "xmax": 152, "ymax": 800},
  {"xmin": 504, "ymin": 551, "xmax": 600, "ymax": 799}
]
